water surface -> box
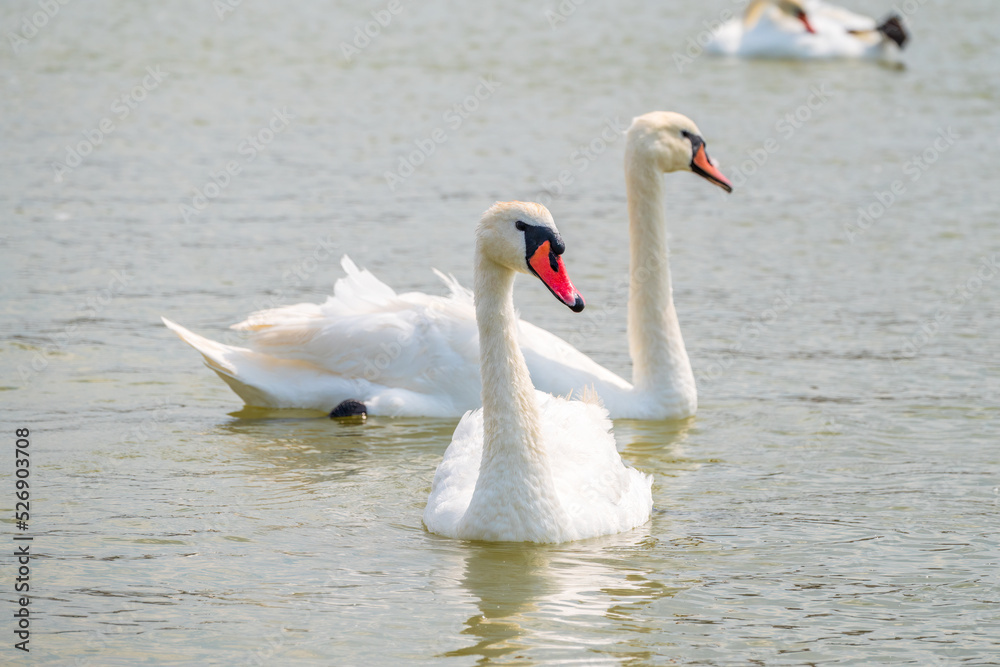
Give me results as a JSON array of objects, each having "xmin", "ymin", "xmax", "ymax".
[{"xmin": 1, "ymin": 0, "xmax": 998, "ymax": 664}]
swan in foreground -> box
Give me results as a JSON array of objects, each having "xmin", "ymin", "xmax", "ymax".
[
  {"xmin": 422, "ymin": 201, "xmax": 652, "ymax": 543},
  {"xmin": 162, "ymin": 111, "xmax": 730, "ymax": 419},
  {"xmin": 706, "ymin": 0, "xmax": 908, "ymax": 60}
]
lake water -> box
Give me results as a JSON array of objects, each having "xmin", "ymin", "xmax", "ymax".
[{"xmin": 1, "ymin": 0, "xmax": 998, "ymax": 664}]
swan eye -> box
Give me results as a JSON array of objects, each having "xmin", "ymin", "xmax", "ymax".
[{"xmin": 515, "ymin": 221, "xmax": 528, "ymax": 231}]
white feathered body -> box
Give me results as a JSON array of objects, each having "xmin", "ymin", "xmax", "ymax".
[
  {"xmin": 423, "ymin": 392, "xmax": 652, "ymax": 543},
  {"xmin": 164, "ymin": 256, "xmax": 631, "ymax": 418}
]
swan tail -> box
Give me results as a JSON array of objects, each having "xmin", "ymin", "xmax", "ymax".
[
  {"xmin": 851, "ymin": 14, "xmax": 907, "ymax": 49},
  {"xmin": 162, "ymin": 317, "xmax": 246, "ymax": 377},
  {"xmin": 161, "ymin": 317, "xmax": 350, "ymax": 409},
  {"xmin": 875, "ymin": 14, "xmax": 907, "ymax": 49}
]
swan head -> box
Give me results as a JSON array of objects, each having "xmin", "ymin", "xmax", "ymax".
[
  {"xmin": 776, "ymin": 0, "xmax": 816, "ymax": 33},
  {"xmin": 626, "ymin": 111, "xmax": 733, "ymax": 193},
  {"xmin": 477, "ymin": 201, "xmax": 585, "ymax": 312},
  {"xmin": 745, "ymin": 0, "xmax": 816, "ymax": 33}
]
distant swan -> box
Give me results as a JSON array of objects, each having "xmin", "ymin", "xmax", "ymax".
[
  {"xmin": 706, "ymin": 0, "xmax": 908, "ymax": 60},
  {"xmin": 422, "ymin": 201, "xmax": 652, "ymax": 543},
  {"xmin": 162, "ymin": 111, "xmax": 731, "ymax": 420}
]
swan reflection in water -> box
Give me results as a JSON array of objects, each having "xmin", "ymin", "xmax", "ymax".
[{"xmin": 437, "ymin": 531, "xmax": 684, "ymax": 663}]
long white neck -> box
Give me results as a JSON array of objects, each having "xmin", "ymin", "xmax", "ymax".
[
  {"xmin": 467, "ymin": 254, "xmax": 565, "ymax": 540},
  {"xmin": 624, "ymin": 156, "xmax": 697, "ymax": 413},
  {"xmin": 474, "ymin": 257, "xmax": 542, "ymax": 444}
]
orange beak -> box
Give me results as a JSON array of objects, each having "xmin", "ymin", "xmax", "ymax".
[
  {"xmin": 691, "ymin": 142, "xmax": 733, "ymax": 193},
  {"xmin": 797, "ymin": 11, "xmax": 816, "ymax": 34},
  {"xmin": 527, "ymin": 241, "xmax": 584, "ymax": 312}
]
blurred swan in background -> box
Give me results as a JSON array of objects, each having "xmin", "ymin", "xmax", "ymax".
[
  {"xmin": 163, "ymin": 112, "xmax": 731, "ymax": 420},
  {"xmin": 706, "ymin": 0, "xmax": 908, "ymax": 60},
  {"xmin": 422, "ymin": 201, "xmax": 652, "ymax": 543}
]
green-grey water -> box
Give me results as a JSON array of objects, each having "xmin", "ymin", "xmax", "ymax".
[{"xmin": 1, "ymin": 0, "xmax": 998, "ymax": 664}]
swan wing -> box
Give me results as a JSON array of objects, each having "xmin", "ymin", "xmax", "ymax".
[
  {"xmin": 807, "ymin": 0, "xmax": 876, "ymax": 31},
  {"xmin": 240, "ymin": 257, "xmax": 483, "ymax": 401},
  {"xmin": 163, "ymin": 256, "xmax": 482, "ymax": 415},
  {"xmin": 423, "ymin": 408, "xmax": 484, "ymax": 536}
]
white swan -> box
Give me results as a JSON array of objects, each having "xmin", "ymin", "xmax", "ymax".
[
  {"xmin": 161, "ymin": 264, "xmax": 625, "ymax": 418},
  {"xmin": 162, "ymin": 111, "xmax": 730, "ymax": 419},
  {"xmin": 706, "ymin": 0, "xmax": 908, "ymax": 60},
  {"xmin": 422, "ymin": 201, "xmax": 652, "ymax": 543}
]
